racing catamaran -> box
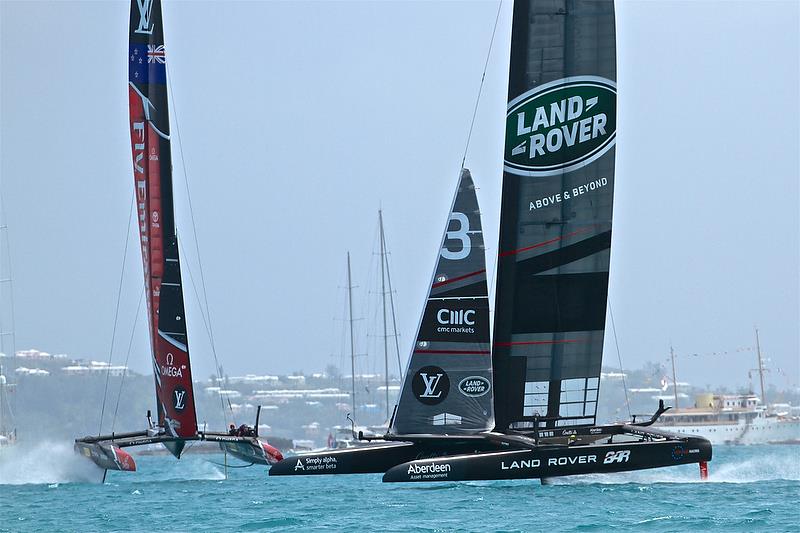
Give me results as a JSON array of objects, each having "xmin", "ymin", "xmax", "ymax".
[
  {"xmin": 271, "ymin": 0, "xmax": 712, "ymax": 483},
  {"xmin": 74, "ymin": 0, "xmax": 282, "ymax": 474}
]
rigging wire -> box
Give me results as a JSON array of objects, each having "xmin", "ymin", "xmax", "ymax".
[
  {"xmin": 0, "ymin": 187, "xmax": 18, "ymax": 431},
  {"xmin": 0, "ymin": 187, "xmax": 18, "ymax": 364},
  {"xmin": 487, "ymin": 240, "xmax": 499, "ymax": 345},
  {"xmin": 458, "ymin": 1, "xmax": 502, "ymax": 343},
  {"xmin": 111, "ymin": 283, "xmax": 145, "ymax": 434},
  {"xmin": 166, "ymin": 62, "xmax": 232, "ymax": 422},
  {"xmin": 166, "ymin": 64, "xmax": 218, "ymax": 350},
  {"xmin": 379, "ymin": 222, "xmax": 403, "ymax": 378},
  {"xmin": 608, "ymin": 301, "xmax": 632, "ymax": 420},
  {"xmin": 333, "ymin": 268, "xmax": 350, "ymax": 390},
  {"xmin": 362, "ymin": 223, "xmax": 381, "ymax": 376},
  {"xmin": 460, "ymin": 0, "xmax": 503, "ymax": 169},
  {"xmin": 98, "ymin": 191, "xmax": 135, "ymax": 436},
  {"xmin": 178, "ymin": 236, "xmax": 235, "ymax": 424}
]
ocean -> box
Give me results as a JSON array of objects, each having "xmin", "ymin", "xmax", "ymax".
[{"xmin": 0, "ymin": 443, "xmax": 798, "ymax": 532}]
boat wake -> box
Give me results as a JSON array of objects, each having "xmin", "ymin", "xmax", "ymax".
[
  {"xmin": 0, "ymin": 441, "xmax": 102, "ymax": 485},
  {"xmin": 549, "ymin": 450, "xmax": 800, "ymax": 485},
  {"xmin": 143, "ymin": 455, "xmax": 226, "ymax": 482}
]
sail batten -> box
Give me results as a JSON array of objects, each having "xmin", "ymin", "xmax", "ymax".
[
  {"xmin": 492, "ymin": 0, "xmax": 617, "ymax": 431},
  {"xmin": 128, "ymin": 0, "xmax": 198, "ymax": 442}
]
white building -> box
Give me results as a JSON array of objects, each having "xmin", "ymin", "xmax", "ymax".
[{"xmin": 62, "ymin": 361, "xmax": 128, "ymax": 376}]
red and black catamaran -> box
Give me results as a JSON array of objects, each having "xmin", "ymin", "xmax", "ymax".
[
  {"xmin": 74, "ymin": 0, "xmax": 282, "ymax": 474},
  {"xmin": 270, "ymin": 0, "xmax": 712, "ymax": 483}
]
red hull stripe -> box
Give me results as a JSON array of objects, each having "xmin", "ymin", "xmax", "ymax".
[
  {"xmin": 413, "ymin": 349, "xmax": 491, "ymax": 355},
  {"xmin": 493, "ymin": 340, "xmax": 583, "ymax": 346},
  {"xmin": 499, "ymin": 228, "xmax": 594, "ymax": 257},
  {"xmin": 431, "ymin": 269, "xmax": 486, "ymax": 289}
]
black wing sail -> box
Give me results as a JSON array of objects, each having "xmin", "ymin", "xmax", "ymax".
[
  {"xmin": 390, "ymin": 169, "xmax": 493, "ymax": 435},
  {"xmin": 492, "ymin": 0, "xmax": 617, "ymax": 431}
]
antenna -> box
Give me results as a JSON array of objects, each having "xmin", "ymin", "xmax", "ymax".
[{"xmin": 754, "ymin": 327, "xmax": 767, "ymax": 405}]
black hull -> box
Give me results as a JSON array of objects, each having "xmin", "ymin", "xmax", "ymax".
[
  {"xmin": 270, "ymin": 442, "xmax": 419, "ymax": 476},
  {"xmin": 269, "ymin": 439, "xmax": 504, "ymax": 476},
  {"xmin": 384, "ymin": 436, "xmax": 712, "ymax": 482},
  {"xmin": 270, "ymin": 420, "xmax": 712, "ymax": 482}
]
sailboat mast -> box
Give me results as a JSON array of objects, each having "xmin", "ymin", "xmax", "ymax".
[
  {"xmin": 347, "ymin": 252, "xmax": 356, "ymax": 418},
  {"xmin": 670, "ymin": 345, "xmax": 679, "ymax": 411},
  {"xmin": 379, "ymin": 211, "xmax": 390, "ymax": 420},
  {"xmin": 755, "ymin": 327, "xmax": 767, "ymax": 404},
  {"xmin": 0, "ymin": 365, "xmax": 4, "ymax": 435},
  {"xmin": 0, "ymin": 203, "xmax": 16, "ymax": 364},
  {"xmin": 383, "ymin": 236, "xmax": 403, "ymax": 378},
  {"xmin": 0, "ymin": 195, "xmax": 15, "ymax": 438}
]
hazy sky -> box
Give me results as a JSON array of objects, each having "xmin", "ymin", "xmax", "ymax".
[{"xmin": 1, "ymin": 1, "xmax": 797, "ymax": 391}]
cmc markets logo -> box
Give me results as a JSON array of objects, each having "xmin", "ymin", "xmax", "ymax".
[
  {"xmin": 437, "ymin": 308, "xmax": 475, "ymax": 326},
  {"xmin": 412, "ymin": 366, "xmax": 450, "ymax": 405},
  {"xmin": 172, "ymin": 385, "xmax": 187, "ymax": 412},
  {"xmin": 436, "ymin": 308, "xmax": 477, "ymax": 334},
  {"xmin": 504, "ymin": 76, "xmax": 616, "ymax": 176},
  {"xmin": 458, "ymin": 376, "xmax": 490, "ymax": 398}
]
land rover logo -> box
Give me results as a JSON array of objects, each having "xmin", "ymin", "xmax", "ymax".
[
  {"xmin": 458, "ymin": 376, "xmax": 490, "ymax": 397},
  {"xmin": 504, "ymin": 76, "xmax": 616, "ymax": 176},
  {"xmin": 412, "ymin": 365, "xmax": 450, "ymax": 405}
]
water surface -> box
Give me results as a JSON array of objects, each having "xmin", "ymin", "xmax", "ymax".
[{"xmin": 1, "ymin": 443, "xmax": 797, "ymax": 532}]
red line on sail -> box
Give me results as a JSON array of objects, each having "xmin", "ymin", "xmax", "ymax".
[
  {"xmin": 413, "ymin": 349, "xmax": 491, "ymax": 355},
  {"xmin": 498, "ymin": 228, "xmax": 593, "ymax": 257},
  {"xmin": 493, "ymin": 340, "xmax": 583, "ymax": 346},
  {"xmin": 431, "ymin": 269, "xmax": 486, "ymax": 289}
]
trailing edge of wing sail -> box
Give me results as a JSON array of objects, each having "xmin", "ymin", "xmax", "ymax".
[{"xmin": 390, "ymin": 168, "xmax": 493, "ymax": 435}]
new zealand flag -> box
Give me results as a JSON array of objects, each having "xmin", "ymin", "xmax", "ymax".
[{"xmin": 129, "ymin": 43, "xmax": 166, "ymax": 85}]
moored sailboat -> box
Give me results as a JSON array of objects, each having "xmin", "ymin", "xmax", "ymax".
[
  {"xmin": 0, "ymin": 195, "xmax": 16, "ymax": 450},
  {"xmin": 0, "ymin": 366, "xmax": 15, "ymax": 450},
  {"xmin": 74, "ymin": 0, "xmax": 282, "ymax": 475}
]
